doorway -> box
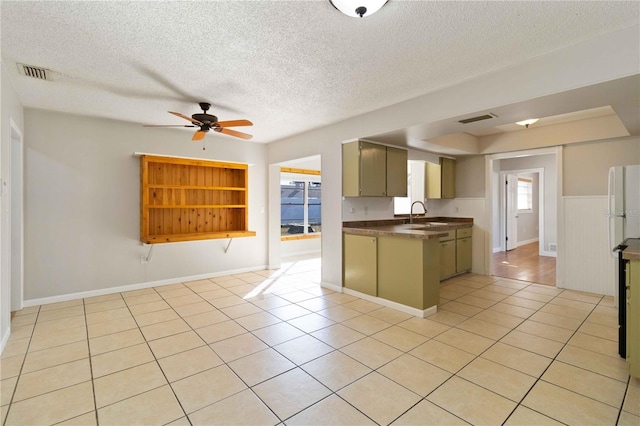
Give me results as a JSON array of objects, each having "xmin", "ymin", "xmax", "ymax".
[
  {"xmin": 268, "ymin": 155, "xmax": 322, "ymax": 271},
  {"xmin": 486, "ymin": 148, "xmax": 561, "ymax": 286}
]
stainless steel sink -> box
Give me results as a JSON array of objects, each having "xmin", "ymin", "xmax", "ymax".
[{"xmin": 425, "ymin": 222, "xmax": 449, "ymax": 226}]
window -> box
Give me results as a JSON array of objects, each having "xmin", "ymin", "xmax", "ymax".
[
  {"xmin": 280, "ymin": 169, "xmax": 321, "ymax": 238},
  {"xmin": 517, "ymin": 177, "xmax": 533, "ymax": 211},
  {"xmin": 394, "ymin": 161, "xmax": 413, "ymax": 215}
]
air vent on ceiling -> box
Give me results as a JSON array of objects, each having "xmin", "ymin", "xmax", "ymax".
[
  {"xmin": 458, "ymin": 113, "xmax": 496, "ymax": 124},
  {"xmin": 17, "ymin": 63, "xmax": 51, "ymax": 81}
]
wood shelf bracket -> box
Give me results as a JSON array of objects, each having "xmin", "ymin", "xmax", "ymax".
[
  {"xmin": 141, "ymin": 244, "xmax": 156, "ymax": 264},
  {"xmin": 224, "ymin": 238, "xmax": 233, "ymax": 254}
]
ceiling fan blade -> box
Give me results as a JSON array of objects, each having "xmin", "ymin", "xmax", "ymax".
[
  {"xmin": 192, "ymin": 130, "xmax": 207, "ymax": 141},
  {"xmin": 143, "ymin": 124, "xmax": 196, "ymax": 127},
  {"xmin": 169, "ymin": 111, "xmax": 203, "ymax": 125},
  {"xmin": 214, "ymin": 127, "xmax": 253, "ymax": 140},
  {"xmin": 214, "ymin": 119, "xmax": 253, "ymax": 128}
]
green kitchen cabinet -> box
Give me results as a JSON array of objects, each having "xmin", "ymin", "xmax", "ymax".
[
  {"xmin": 342, "ymin": 140, "xmax": 407, "ymax": 197},
  {"xmin": 386, "ymin": 146, "xmax": 409, "ymax": 197},
  {"xmin": 425, "ymin": 157, "xmax": 456, "ymax": 199},
  {"xmin": 628, "ymin": 260, "xmax": 640, "ymax": 378},
  {"xmin": 456, "ymin": 237, "xmax": 472, "ymax": 273},
  {"xmin": 377, "ymin": 236, "xmax": 440, "ymax": 310},
  {"xmin": 343, "ymin": 233, "xmax": 377, "ymax": 296},
  {"xmin": 439, "ymin": 230, "xmax": 456, "ymax": 280}
]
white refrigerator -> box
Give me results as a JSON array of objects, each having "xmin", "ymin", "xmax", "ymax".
[
  {"xmin": 607, "ymin": 165, "xmax": 640, "ymax": 357},
  {"xmin": 608, "ymin": 165, "xmax": 640, "ymax": 254}
]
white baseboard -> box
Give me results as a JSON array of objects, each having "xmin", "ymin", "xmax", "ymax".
[
  {"xmin": 493, "ymin": 247, "xmax": 503, "ymax": 253},
  {"xmin": 280, "ymin": 249, "xmax": 322, "ymax": 257},
  {"xmin": 517, "ymin": 238, "xmax": 539, "ymax": 247},
  {"xmin": 540, "ymin": 250, "xmax": 557, "ymax": 258},
  {"xmin": 342, "ymin": 288, "xmax": 438, "ymax": 318},
  {"xmin": 320, "ymin": 281, "xmax": 343, "ymax": 293},
  {"xmin": 23, "ymin": 264, "xmax": 268, "ymax": 308}
]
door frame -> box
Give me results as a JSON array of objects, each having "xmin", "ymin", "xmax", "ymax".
[
  {"xmin": 485, "ymin": 146, "xmax": 563, "ymax": 286},
  {"xmin": 10, "ymin": 119, "xmax": 24, "ymax": 312}
]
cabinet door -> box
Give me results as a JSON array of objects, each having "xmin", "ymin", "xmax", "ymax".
[
  {"xmin": 342, "ymin": 142, "xmax": 361, "ymax": 197},
  {"xmin": 359, "ymin": 142, "xmax": 387, "ymax": 196},
  {"xmin": 441, "ymin": 158, "xmax": 456, "ymax": 199},
  {"xmin": 456, "ymin": 237, "xmax": 472, "ymax": 273},
  {"xmin": 440, "ymin": 241, "xmax": 456, "ymax": 279},
  {"xmin": 628, "ymin": 261, "xmax": 640, "ymax": 378},
  {"xmin": 386, "ymin": 147, "xmax": 408, "ymax": 197},
  {"xmin": 425, "ymin": 162, "xmax": 442, "ymax": 199},
  {"xmin": 344, "ymin": 234, "xmax": 377, "ymax": 296}
]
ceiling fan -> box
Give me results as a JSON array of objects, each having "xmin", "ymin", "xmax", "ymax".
[{"xmin": 145, "ymin": 102, "xmax": 253, "ymax": 140}]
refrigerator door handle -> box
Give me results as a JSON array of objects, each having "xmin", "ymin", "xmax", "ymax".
[{"xmin": 608, "ymin": 167, "xmax": 613, "ymax": 252}]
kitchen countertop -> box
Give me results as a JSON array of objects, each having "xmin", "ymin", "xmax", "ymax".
[
  {"xmin": 623, "ymin": 238, "xmax": 640, "ymax": 261},
  {"xmin": 343, "ymin": 217, "xmax": 472, "ymax": 240}
]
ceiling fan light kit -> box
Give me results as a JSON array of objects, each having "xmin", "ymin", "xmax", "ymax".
[
  {"xmin": 144, "ymin": 102, "xmax": 253, "ymax": 142},
  {"xmin": 330, "ymin": 0, "xmax": 388, "ymax": 18},
  {"xmin": 516, "ymin": 118, "xmax": 539, "ymax": 129}
]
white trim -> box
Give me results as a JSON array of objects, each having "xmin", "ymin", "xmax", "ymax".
[
  {"xmin": 0, "ymin": 326, "xmax": 10, "ymax": 355},
  {"xmin": 486, "ymin": 146, "xmax": 562, "ymax": 282},
  {"xmin": 320, "ymin": 281, "xmax": 343, "ymax": 293},
  {"xmin": 493, "ymin": 247, "xmax": 503, "ymax": 253},
  {"xmin": 342, "ymin": 287, "xmax": 438, "ymax": 318},
  {"xmin": 9, "ymin": 118, "xmax": 24, "ymax": 312},
  {"xmin": 540, "ymin": 250, "xmax": 557, "ymax": 258},
  {"xmin": 562, "ymin": 195, "xmax": 608, "ymax": 200},
  {"xmin": 23, "ymin": 264, "xmax": 267, "ymax": 308},
  {"xmin": 132, "ymin": 152, "xmax": 253, "ymax": 166},
  {"xmin": 278, "ymin": 249, "xmax": 321, "ymax": 257},
  {"xmin": 517, "ymin": 238, "xmax": 539, "ymax": 247}
]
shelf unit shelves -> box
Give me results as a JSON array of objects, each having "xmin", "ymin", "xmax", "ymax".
[{"xmin": 140, "ymin": 155, "xmax": 255, "ymax": 244}]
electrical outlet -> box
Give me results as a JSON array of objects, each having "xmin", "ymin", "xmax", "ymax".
[{"xmin": 140, "ymin": 256, "xmax": 148, "ymax": 264}]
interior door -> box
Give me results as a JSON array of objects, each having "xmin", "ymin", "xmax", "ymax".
[{"xmin": 506, "ymin": 174, "xmax": 518, "ymax": 251}]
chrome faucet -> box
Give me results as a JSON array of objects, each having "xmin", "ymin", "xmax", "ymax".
[{"xmin": 410, "ymin": 201, "xmax": 427, "ymax": 224}]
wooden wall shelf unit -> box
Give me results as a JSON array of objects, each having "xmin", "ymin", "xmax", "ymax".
[{"xmin": 140, "ymin": 155, "xmax": 255, "ymax": 244}]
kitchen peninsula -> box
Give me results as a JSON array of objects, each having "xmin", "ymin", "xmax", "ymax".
[{"xmin": 343, "ymin": 218, "xmax": 473, "ymax": 317}]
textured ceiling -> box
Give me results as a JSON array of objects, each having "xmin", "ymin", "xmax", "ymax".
[{"xmin": 1, "ymin": 1, "xmax": 639, "ymax": 143}]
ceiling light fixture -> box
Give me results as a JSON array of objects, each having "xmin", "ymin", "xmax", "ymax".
[
  {"xmin": 330, "ymin": 0, "xmax": 388, "ymax": 18},
  {"xmin": 516, "ymin": 118, "xmax": 539, "ymax": 128}
]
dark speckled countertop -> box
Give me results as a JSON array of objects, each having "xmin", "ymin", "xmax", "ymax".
[
  {"xmin": 343, "ymin": 217, "xmax": 472, "ymax": 240},
  {"xmin": 623, "ymin": 239, "xmax": 640, "ymax": 261}
]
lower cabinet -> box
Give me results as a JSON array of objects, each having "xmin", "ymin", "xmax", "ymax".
[
  {"xmin": 439, "ymin": 227, "xmax": 472, "ymax": 280},
  {"xmin": 343, "ymin": 233, "xmax": 440, "ymax": 311},
  {"xmin": 343, "ymin": 234, "xmax": 377, "ymax": 296},
  {"xmin": 456, "ymin": 237, "xmax": 472, "ymax": 273},
  {"xmin": 628, "ymin": 260, "xmax": 640, "ymax": 378},
  {"xmin": 440, "ymin": 240, "xmax": 456, "ymax": 279}
]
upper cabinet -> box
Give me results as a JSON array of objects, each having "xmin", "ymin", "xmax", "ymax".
[
  {"xmin": 342, "ymin": 140, "xmax": 408, "ymax": 197},
  {"xmin": 425, "ymin": 157, "xmax": 456, "ymax": 199}
]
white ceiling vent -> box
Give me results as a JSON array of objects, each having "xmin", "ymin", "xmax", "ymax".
[
  {"xmin": 17, "ymin": 63, "xmax": 51, "ymax": 81},
  {"xmin": 458, "ymin": 113, "xmax": 497, "ymax": 124}
]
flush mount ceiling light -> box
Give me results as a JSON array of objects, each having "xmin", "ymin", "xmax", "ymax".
[
  {"xmin": 330, "ymin": 0, "xmax": 389, "ymax": 18},
  {"xmin": 516, "ymin": 118, "xmax": 539, "ymax": 128}
]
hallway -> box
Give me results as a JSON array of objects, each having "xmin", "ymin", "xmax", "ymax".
[{"xmin": 493, "ymin": 242, "xmax": 556, "ymax": 286}]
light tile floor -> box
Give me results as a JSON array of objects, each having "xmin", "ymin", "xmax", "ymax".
[{"xmin": 1, "ymin": 255, "xmax": 639, "ymax": 425}]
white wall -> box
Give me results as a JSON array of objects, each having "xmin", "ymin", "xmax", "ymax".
[
  {"xmin": 267, "ymin": 27, "xmax": 638, "ymax": 289},
  {"xmin": 23, "ymin": 109, "xmax": 268, "ymax": 304},
  {"xmin": 1, "ymin": 62, "xmax": 25, "ymax": 352}
]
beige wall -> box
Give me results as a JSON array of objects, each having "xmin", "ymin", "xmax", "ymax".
[
  {"xmin": 563, "ymin": 137, "xmax": 640, "ymax": 196},
  {"xmin": 455, "ymin": 155, "xmax": 485, "ymax": 198}
]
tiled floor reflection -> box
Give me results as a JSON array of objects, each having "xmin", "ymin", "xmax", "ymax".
[{"xmin": 2, "ymin": 254, "xmax": 638, "ymax": 425}]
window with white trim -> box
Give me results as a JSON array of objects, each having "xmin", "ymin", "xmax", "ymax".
[{"xmin": 517, "ymin": 177, "xmax": 533, "ymax": 212}]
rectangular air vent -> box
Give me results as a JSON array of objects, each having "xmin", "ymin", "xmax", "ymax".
[
  {"xmin": 549, "ymin": 243, "xmax": 557, "ymax": 252},
  {"xmin": 17, "ymin": 63, "xmax": 51, "ymax": 81},
  {"xmin": 458, "ymin": 114, "xmax": 496, "ymax": 124}
]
